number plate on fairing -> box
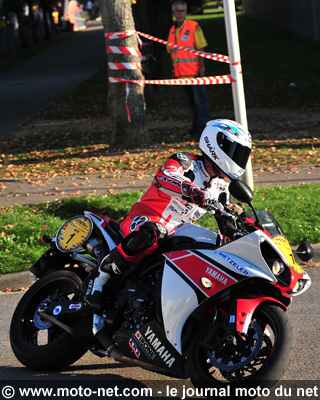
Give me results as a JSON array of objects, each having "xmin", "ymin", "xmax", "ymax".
[{"xmin": 56, "ymin": 216, "xmax": 93, "ymax": 252}]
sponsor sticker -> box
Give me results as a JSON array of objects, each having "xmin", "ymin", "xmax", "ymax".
[
  {"xmin": 135, "ymin": 331, "xmax": 156, "ymax": 360},
  {"xmin": 53, "ymin": 306, "xmax": 62, "ymax": 315},
  {"xmin": 218, "ymin": 252, "xmax": 249, "ymax": 276},
  {"xmin": 69, "ymin": 303, "xmax": 82, "ymax": 310},
  {"xmin": 129, "ymin": 337, "xmax": 141, "ymax": 359},
  {"xmin": 205, "ymin": 266, "xmax": 229, "ymax": 286},
  {"xmin": 135, "ymin": 327, "xmax": 176, "ymax": 368}
]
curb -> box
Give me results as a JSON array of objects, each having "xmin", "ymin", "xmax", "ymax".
[
  {"xmin": 0, "ymin": 271, "xmax": 36, "ymax": 292},
  {"xmin": 1, "ymin": 244, "xmax": 319, "ymax": 293}
]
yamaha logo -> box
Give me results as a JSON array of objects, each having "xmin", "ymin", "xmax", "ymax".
[{"xmin": 135, "ymin": 328, "xmax": 176, "ymax": 368}]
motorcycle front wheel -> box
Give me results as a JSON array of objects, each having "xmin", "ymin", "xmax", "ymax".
[
  {"xmin": 187, "ymin": 304, "xmax": 294, "ymax": 391},
  {"xmin": 10, "ymin": 270, "xmax": 87, "ymax": 371}
]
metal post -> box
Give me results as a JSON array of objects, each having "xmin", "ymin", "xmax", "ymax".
[{"xmin": 223, "ymin": 0, "xmax": 254, "ymax": 189}]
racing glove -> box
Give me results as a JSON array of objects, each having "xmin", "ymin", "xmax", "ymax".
[{"xmin": 182, "ymin": 181, "xmax": 209, "ymax": 208}]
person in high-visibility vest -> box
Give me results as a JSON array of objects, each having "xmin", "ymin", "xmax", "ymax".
[{"xmin": 168, "ymin": 0, "xmax": 210, "ymax": 135}]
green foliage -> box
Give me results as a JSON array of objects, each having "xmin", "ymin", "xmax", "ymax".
[
  {"xmin": 187, "ymin": 0, "xmax": 207, "ymax": 14},
  {"xmin": 251, "ymin": 184, "xmax": 320, "ymax": 245},
  {"xmin": 0, "ymin": 192, "xmax": 142, "ymax": 275},
  {"xmin": 1, "ymin": 186, "xmax": 319, "ymax": 276}
]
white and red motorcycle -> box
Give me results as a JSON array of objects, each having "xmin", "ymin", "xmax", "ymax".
[{"xmin": 10, "ymin": 179, "xmax": 313, "ymax": 392}]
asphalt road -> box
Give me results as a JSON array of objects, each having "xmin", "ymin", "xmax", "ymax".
[
  {"xmin": 1, "ymin": 267, "xmax": 319, "ymax": 398},
  {"xmin": 0, "ymin": 23, "xmax": 106, "ymax": 139}
]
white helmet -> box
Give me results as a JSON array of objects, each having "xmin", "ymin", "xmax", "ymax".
[{"xmin": 199, "ymin": 119, "xmax": 252, "ymax": 180}]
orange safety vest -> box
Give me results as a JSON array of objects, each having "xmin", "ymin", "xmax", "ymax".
[{"xmin": 169, "ymin": 20, "xmax": 200, "ymax": 78}]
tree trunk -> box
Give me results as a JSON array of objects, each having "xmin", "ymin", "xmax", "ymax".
[
  {"xmin": 100, "ymin": 0, "xmax": 148, "ymax": 149},
  {"xmin": 132, "ymin": 0, "xmax": 172, "ymax": 110},
  {"xmin": 16, "ymin": 11, "xmax": 28, "ymax": 49},
  {"xmin": 40, "ymin": 0, "xmax": 51, "ymax": 40},
  {"xmin": 27, "ymin": 0, "xmax": 39, "ymax": 44}
]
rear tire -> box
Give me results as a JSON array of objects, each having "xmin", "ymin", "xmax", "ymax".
[
  {"xmin": 187, "ymin": 304, "xmax": 294, "ymax": 391},
  {"xmin": 10, "ymin": 270, "xmax": 87, "ymax": 371}
]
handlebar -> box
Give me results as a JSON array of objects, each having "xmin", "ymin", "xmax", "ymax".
[{"xmin": 204, "ymin": 200, "xmax": 236, "ymax": 220}]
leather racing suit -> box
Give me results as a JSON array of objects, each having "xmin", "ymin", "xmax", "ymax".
[{"xmin": 112, "ymin": 151, "xmax": 230, "ymax": 270}]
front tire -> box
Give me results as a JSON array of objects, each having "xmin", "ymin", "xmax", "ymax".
[
  {"xmin": 10, "ymin": 270, "xmax": 87, "ymax": 371},
  {"xmin": 187, "ymin": 304, "xmax": 294, "ymax": 390}
]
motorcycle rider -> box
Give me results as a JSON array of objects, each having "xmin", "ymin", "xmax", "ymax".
[{"xmin": 84, "ymin": 119, "xmax": 252, "ymax": 312}]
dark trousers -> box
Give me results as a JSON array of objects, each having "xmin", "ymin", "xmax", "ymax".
[{"xmin": 181, "ymin": 84, "xmax": 210, "ymax": 133}]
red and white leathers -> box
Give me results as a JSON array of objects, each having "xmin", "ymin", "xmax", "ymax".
[{"xmin": 114, "ymin": 151, "xmax": 230, "ymax": 267}]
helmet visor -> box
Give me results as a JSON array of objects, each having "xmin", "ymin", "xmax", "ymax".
[{"xmin": 217, "ymin": 135, "xmax": 251, "ymax": 169}]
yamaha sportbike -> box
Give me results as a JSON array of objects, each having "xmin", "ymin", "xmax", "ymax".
[{"xmin": 10, "ymin": 179, "xmax": 314, "ymax": 392}]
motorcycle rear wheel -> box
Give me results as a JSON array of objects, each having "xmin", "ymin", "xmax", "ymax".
[
  {"xmin": 187, "ymin": 304, "xmax": 294, "ymax": 391},
  {"xmin": 10, "ymin": 270, "xmax": 87, "ymax": 371}
]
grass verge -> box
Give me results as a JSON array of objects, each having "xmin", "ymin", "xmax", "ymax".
[{"xmin": 1, "ymin": 184, "xmax": 319, "ymax": 276}]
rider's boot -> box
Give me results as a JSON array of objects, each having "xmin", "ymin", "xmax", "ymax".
[{"xmin": 84, "ymin": 254, "xmax": 121, "ymax": 313}]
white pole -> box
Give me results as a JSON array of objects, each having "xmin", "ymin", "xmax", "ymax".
[{"xmin": 223, "ymin": 0, "xmax": 254, "ymax": 189}]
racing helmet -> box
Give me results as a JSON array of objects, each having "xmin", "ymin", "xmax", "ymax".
[{"xmin": 199, "ymin": 119, "xmax": 252, "ymax": 180}]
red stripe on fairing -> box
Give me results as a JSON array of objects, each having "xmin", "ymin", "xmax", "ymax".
[
  {"xmin": 165, "ymin": 250, "xmax": 191, "ymax": 260},
  {"xmin": 165, "ymin": 251, "xmax": 237, "ymax": 296}
]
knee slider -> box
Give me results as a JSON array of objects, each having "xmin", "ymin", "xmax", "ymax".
[
  {"xmin": 121, "ymin": 222, "xmax": 167, "ymax": 257},
  {"xmin": 121, "ymin": 229, "xmax": 156, "ymax": 257}
]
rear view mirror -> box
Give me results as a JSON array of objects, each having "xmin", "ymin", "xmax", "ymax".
[
  {"xmin": 295, "ymin": 241, "xmax": 314, "ymax": 262},
  {"xmin": 229, "ymin": 179, "xmax": 253, "ymax": 205}
]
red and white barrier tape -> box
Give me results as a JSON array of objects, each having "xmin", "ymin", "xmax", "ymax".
[
  {"xmin": 105, "ymin": 30, "xmax": 238, "ymax": 121},
  {"xmin": 108, "ymin": 62, "xmax": 142, "ymax": 70},
  {"xmin": 105, "ymin": 30, "xmax": 136, "ymax": 40},
  {"xmin": 107, "ymin": 46, "xmax": 142, "ymax": 58},
  {"xmin": 137, "ymin": 31, "xmax": 230, "ymax": 64},
  {"xmin": 125, "ymin": 80, "xmax": 131, "ymax": 122},
  {"xmin": 105, "ymin": 30, "xmax": 230, "ymax": 64},
  {"xmin": 109, "ymin": 74, "xmax": 234, "ymax": 85}
]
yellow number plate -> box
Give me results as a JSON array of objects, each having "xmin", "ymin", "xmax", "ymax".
[
  {"xmin": 271, "ymin": 235, "xmax": 306, "ymax": 275},
  {"xmin": 56, "ymin": 216, "xmax": 93, "ymax": 252}
]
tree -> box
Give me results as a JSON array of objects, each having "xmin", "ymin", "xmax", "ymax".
[
  {"xmin": 26, "ymin": 0, "xmax": 39, "ymax": 44},
  {"xmin": 39, "ymin": 0, "xmax": 53, "ymax": 40},
  {"xmin": 132, "ymin": 0, "xmax": 172, "ymax": 109},
  {"xmin": 100, "ymin": 0, "xmax": 148, "ymax": 149},
  {"xmin": 2, "ymin": 0, "xmax": 28, "ymax": 48}
]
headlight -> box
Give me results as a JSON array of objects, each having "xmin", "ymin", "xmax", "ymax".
[
  {"xmin": 292, "ymin": 279, "xmax": 305, "ymax": 294},
  {"xmin": 272, "ymin": 260, "xmax": 285, "ymax": 276}
]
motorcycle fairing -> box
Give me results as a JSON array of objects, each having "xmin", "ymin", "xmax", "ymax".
[
  {"xmin": 161, "ymin": 262, "xmax": 199, "ymax": 355},
  {"xmin": 164, "ymin": 250, "xmax": 239, "ymax": 297},
  {"xmin": 161, "ymin": 250, "xmax": 241, "ymax": 354},
  {"xmin": 171, "ymin": 223, "xmax": 220, "ymax": 246},
  {"xmin": 84, "ymin": 211, "xmax": 119, "ymax": 251},
  {"xmin": 161, "ymin": 231, "xmax": 283, "ymax": 353},
  {"xmin": 117, "ymin": 319, "xmax": 184, "ymax": 376},
  {"xmin": 204, "ymin": 230, "xmax": 280, "ymax": 282}
]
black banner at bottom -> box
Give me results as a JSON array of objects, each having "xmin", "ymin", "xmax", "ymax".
[{"xmin": 0, "ymin": 380, "xmax": 319, "ymax": 400}]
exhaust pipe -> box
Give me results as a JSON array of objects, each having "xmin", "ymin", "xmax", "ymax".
[
  {"xmin": 95, "ymin": 329, "xmax": 167, "ymax": 373},
  {"xmin": 40, "ymin": 312, "xmax": 74, "ymax": 335},
  {"xmin": 41, "ymin": 312, "xmax": 167, "ymax": 373}
]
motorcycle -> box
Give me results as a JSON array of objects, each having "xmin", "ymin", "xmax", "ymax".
[{"xmin": 10, "ymin": 179, "xmax": 314, "ymax": 393}]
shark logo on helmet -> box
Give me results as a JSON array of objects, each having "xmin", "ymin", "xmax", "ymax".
[{"xmin": 204, "ymin": 136, "xmax": 218, "ymax": 160}]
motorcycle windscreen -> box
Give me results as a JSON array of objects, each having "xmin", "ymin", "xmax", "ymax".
[{"xmin": 246, "ymin": 209, "xmax": 285, "ymax": 236}]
